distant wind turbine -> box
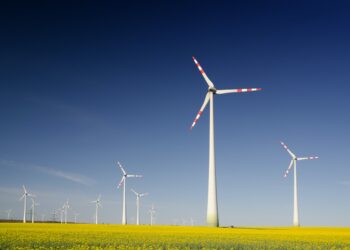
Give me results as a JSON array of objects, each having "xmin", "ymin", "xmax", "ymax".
[
  {"xmin": 190, "ymin": 57, "xmax": 262, "ymax": 227},
  {"xmin": 19, "ymin": 185, "xmax": 35, "ymax": 223},
  {"xmin": 149, "ymin": 204, "xmax": 156, "ymax": 226},
  {"xmin": 116, "ymin": 161, "xmax": 142, "ymax": 225},
  {"xmin": 59, "ymin": 208, "xmax": 64, "ymax": 224},
  {"xmin": 5, "ymin": 209, "xmax": 12, "ymax": 220},
  {"xmin": 91, "ymin": 194, "xmax": 102, "ymax": 224},
  {"xmin": 74, "ymin": 212, "xmax": 79, "ymax": 223},
  {"xmin": 280, "ymin": 141, "xmax": 319, "ymax": 226},
  {"xmin": 190, "ymin": 217, "xmax": 194, "ymax": 226},
  {"xmin": 30, "ymin": 198, "xmax": 39, "ymax": 223},
  {"xmin": 131, "ymin": 189, "xmax": 148, "ymax": 225},
  {"xmin": 51, "ymin": 209, "xmax": 59, "ymax": 222},
  {"xmin": 63, "ymin": 200, "xmax": 70, "ymax": 224}
]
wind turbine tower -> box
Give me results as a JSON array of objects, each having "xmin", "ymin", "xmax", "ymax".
[
  {"xmin": 280, "ymin": 141, "xmax": 319, "ymax": 226},
  {"xmin": 30, "ymin": 198, "xmax": 39, "ymax": 223},
  {"xmin": 190, "ymin": 57, "xmax": 262, "ymax": 227},
  {"xmin": 149, "ymin": 204, "xmax": 156, "ymax": 226},
  {"xmin": 131, "ymin": 189, "xmax": 148, "ymax": 225},
  {"xmin": 74, "ymin": 213, "xmax": 79, "ymax": 223},
  {"xmin": 63, "ymin": 200, "xmax": 70, "ymax": 224},
  {"xmin": 5, "ymin": 209, "xmax": 12, "ymax": 220},
  {"xmin": 116, "ymin": 161, "xmax": 142, "ymax": 225},
  {"xmin": 59, "ymin": 208, "xmax": 64, "ymax": 224}
]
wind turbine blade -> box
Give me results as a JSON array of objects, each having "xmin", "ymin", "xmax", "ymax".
[
  {"xmin": 97, "ymin": 194, "xmax": 101, "ymax": 201},
  {"xmin": 216, "ymin": 88, "xmax": 262, "ymax": 95},
  {"xmin": 131, "ymin": 189, "xmax": 138, "ymax": 195},
  {"xmin": 190, "ymin": 92, "xmax": 210, "ymax": 130},
  {"xmin": 140, "ymin": 193, "xmax": 149, "ymax": 197},
  {"xmin": 19, "ymin": 194, "xmax": 25, "ymax": 201},
  {"xmin": 117, "ymin": 176, "xmax": 125, "ymax": 189},
  {"xmin": 127, "ymin": 174, "xmax": 142, "ymax": 178},
  {"xmin": 28, "ymin": 193, "xmax": 36, "ymax": 198},
  {"xmin": 280, "ymin": 141, "xmax": 296, "ymax": 158},
  {"xmin": 117, "ymin": 162, "xmax": 127, "ymax": 175},
  {"xmin": 297, "ymin": 156, "xmax": 319, "ymax": 161},
  {"xmin": 22, "ymin": 185, "xmax": 27, "ymax": 194},
  {"xmin": 284, "ymin": 159, "xmax": 294, "ymax": 178},
  {"xmin": 192, "ymin": 56, "xmax": 214, "ymax": 88}
]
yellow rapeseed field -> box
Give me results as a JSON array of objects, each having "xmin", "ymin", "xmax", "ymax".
[{"xmin": 0, "ymin": 223, "xmax": 350, "ymax": 249}]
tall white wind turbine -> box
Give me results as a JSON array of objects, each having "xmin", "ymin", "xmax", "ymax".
[
  {"xmin": 19, "ymin": 185, "xmax": 35, "ymax": 223},
  {"xmin": 190, "ymin": 57, "xmax": 262, "ymax": 227},
  {"xmin": 131, "ymin": 189, "xmax": 148, "ymax": 225},
  {"xmin": 91, "ymin": 194, "xmax": 102, "ymax": 224},
  {"xmin": 30, "ymin": 198, "xmax": 39, "ymax": 223},
  {"xmin": 280, "ymin": 141, "xmax": 319, "ymax": 226},
  {"xmin": 116, "ymin": 161, "xmax": 142, "ymax": 225}
]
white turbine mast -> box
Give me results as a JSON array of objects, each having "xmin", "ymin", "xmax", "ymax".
[
  {"xmin": 74, "ymin": 212, "xmax": 79, "ymax": 223},
  {"xmin": 190, "ymin": 217, "xmax": 195, "ymax": 226},
  {"xmin": 149, "ymin": 204, "xmax": 156, "ymax": 226},
  {"xmin": 115, "ymin": 161, "xmax": 142, "ymax": 225},
  {"xmin": 19, "ymin": 185, "xmax": 35, "ymax": 223},
  {"xmin": 5, "ymin": 209, "xmax": 12, "ymax": 220},
  {"xmin": 280, "ymin": 141, "xmax": 319, "ymax": 227},
  {"xmin": 190, "ymin": 56, "xmax": 262, "ymax": 227},
  {"xmin": 131, "ymin": 188, "xmax": 148, "ymax": 225},
  {"xmin": 59, "ymin": 207, "xmax": 64, "ymax": 224},
  {"xmin": 91, "ymin": 194, "xmax": 102, "ymax": 224},
  {"xmin": 30, "ymin": 198, "xmax": 39, "ymax": 223},
  {"xmin": 62, "ymin": 200, "xmax": 70, "ymax": 224}
]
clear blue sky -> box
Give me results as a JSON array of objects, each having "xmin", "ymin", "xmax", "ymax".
[{"xmin": 0, "ymin": 1, "xmax": 350, "ymax": 226}]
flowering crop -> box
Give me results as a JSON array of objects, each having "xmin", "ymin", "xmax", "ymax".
[{"xmin": 0, "ymin": 223, "xmax": 350, "ymax": 249}]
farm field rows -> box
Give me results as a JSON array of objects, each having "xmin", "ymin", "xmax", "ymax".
[{"xmin": 0, "ymin": 223, "xmax": 350, "ymax": 249}]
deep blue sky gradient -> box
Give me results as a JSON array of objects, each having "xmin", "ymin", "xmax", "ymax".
[{"xmin": 1, "ymin": 1, "xmax": 350, "ymax": 226}]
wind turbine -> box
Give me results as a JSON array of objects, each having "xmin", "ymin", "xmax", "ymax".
[
  {"xmin": 74, "ymin": 212, "xmax": 79, "ymax": 223},
  {"xmin": 5, "ymin": 209, "xmax": 12, "ymax": 220},
  {"xmin": 19, "ymin": 185, "xmax": 35, "ymax": 223},
  {"xmin": 51, "ymin": 209, "xmax": 59, "ymax": 222},
  {"xmin": 280, "ymin": 141, "xmax": 319, "ymax": 226},
  {"xmin": 190, "ymin": 57, "xmax": 262, "ymax": 227},
  {"xmin": 149, "ymin": 204, "xmax": 156, "ymax": 226},
  {"xmin": 190, "ymin": 217, "xmax": 195, "ymax": 226},
  {"xmin": 131, "ymin": 189, "xmax": 148, "ymax": 225},
  {"xmin": 116, "ymin": 161, "xmax": 142, "ymax": 225},
  {"xmin": 30, "ymin": 198, "xmax": 39, "ymax": 223},
  {"xmin": 59, "ymin": 208, "xmax": 64, "ymax": 224},
  {"xmin": 91, "ymin": 194, "xmax": 102, "ymax": 224},
  {"xmin": 62, "ymin": 200, "xmax": 70, "ymax": 224}
]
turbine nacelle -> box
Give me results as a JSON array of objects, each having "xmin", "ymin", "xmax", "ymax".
[{"xmin": 208, "ymin": 86, "xmax": 217, "ymax": 93}]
